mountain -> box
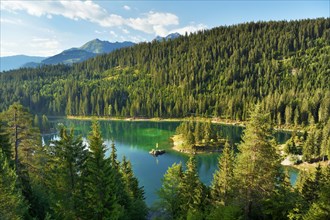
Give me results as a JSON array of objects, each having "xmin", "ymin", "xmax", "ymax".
[
  {"xmin": 155, "ymin": 32, "xmax": 181, "ymax": 41},
  {"xmin": 21, "ymin": 62, "xmax": 44, "ymax": 68},
  {"xmin": 0, "ymin": 39, "xmax": 135, "ymax": 70},
  {"xmin": 40, "ymin": 39, "xmax": 135, "ymax": 65},
  {"xmin": 0, "ymin": 55, "xmax": 45, "ymax": 72},
  {"xmin": 80, "ymin": 39, "xmax": 135, "ymax": 54},
  {"xmin": 41, "ymin": 48, "xmax": 96, "ymax": 65}
]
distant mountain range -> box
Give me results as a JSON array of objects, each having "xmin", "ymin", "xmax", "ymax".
[
  {"xmin": 0, "ymin": 39, "xmax": 135, "ymax": 72},
  {"xmin": 0, "ymin": 33, "xmax": 181, "ymax": 72},
  {"xmin": 42, "ymin": 39, "xmax": 135, "ymax": 65},
  {"xmin": 0, "ymin": 55, "xmax": 46, "ymax": 72}
]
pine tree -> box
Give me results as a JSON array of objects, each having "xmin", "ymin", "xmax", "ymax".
[
  {"xmin": 233, "ymin": 104, "xmax": 281, "ymax": 219},
  {"xmin": 302, "ymin": 165, "xmax": 330, "ymax": 220},
  {"xmin": 0, "ymin": 149, "xmax": 28, "ymax": 219},
  {"xmin": 301, "ymin": 165, "xmax": 322, "ymax": 205},
  {"xmin": 303, "ymin": 128, "xmax": 318, "ymax": 163},
  {"xmin": 120, "ymin": 156, "xmax": 148, "ymax": 220},
  {"xmin": 82, "ymin": 121, "xmax": 122, "ymax": 219},
  {"xmin": 263, "ymin": 170, "xmax": 298, "ymax": 219},
  {"xmin": 110, "ymin": 139, "xmax": 120, "ymax": 170},
  {"xmin": 211, "ymin": 141, "xmax": 235, "ymax": 206},
  {"xmin": 0, "ymin": 121, "xmax": 12, "ymax": 163},
  {"xmin": 157, "ymin": 162, "xmax": 184, "ymax": 219},
  {"xmin": 179, "ymin": 156, "xmax": 205, "ymax": 217},
  {"xmin": 109, "ymin": 140, "xmax": 130, "ymax": 212},
  {"xmin": 0, "ymin": 103, "xmax": 44, "ymax": 218},
  {"xmin": 41, "ymin": 115, "xmax": 49, "ymax": 132},
  {"xmin": 320, "ymin": 118, "xmax": 330, "ymax": 161},
  {"xmin": 47, "ymin": 126, "xmax": 88, "ymax": 218},
  {"xmin": 0, "ymin": 103, "xmax": 41, "ymax": 174}
]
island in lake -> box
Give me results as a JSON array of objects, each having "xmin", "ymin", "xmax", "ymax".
[{"xmin": 171, "ymin": 120, "xmax": 227, "ymax": 154}]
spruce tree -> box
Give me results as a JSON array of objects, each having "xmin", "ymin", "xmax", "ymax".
[
  {"xmin": 306, "ymin": 165, "xmax": 330, "ymax": 219},
  {"xmin": 0, "ymin": 149, "xmax": 28, "ymax": 219},
  {"xmin": 0, "ymin": 103, "xmax": 41, "ymax": 174},
  {"xmin": 303, "ymin": 128, "xmax": 317, "ymax": 163},
  {"xmin": 82, "ymin": 121, "xmax": 122, "ymax": 220},
  {"xmin": 0, "ymin": 121, "xmax": 12, "ymax": 163},
  {"xmin": 47, "ymin": 126, "xmax": 87, "ymax": 218},
  {"xmin": 301, "ymin": 165, "xmax": 323, "ymax": 205},
  {"xmin": 320, "ymin": 118, "xmax": 330, "ymax": 161},
  {"xmin": 120, "ymin": 156, "xmax": 148, "ymax": 220},
  {"xmin": 179, "ymin": 156, "xmax": 205, "ymax": 218},
  {"xmin": 157, "ymin": 162, "xmax": 184, "ymax": 219},
  {"xmin": 233, "ymin": 104, "xmax": 281, "ymax": 219},
  {"xmin": 211, "ymin": 141, "xmax": 235, "ymax": 205}
]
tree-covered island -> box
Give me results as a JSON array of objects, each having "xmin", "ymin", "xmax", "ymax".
[{"xmin": 172, "ymin": 119, "xmax": 227, "ymax": 154}]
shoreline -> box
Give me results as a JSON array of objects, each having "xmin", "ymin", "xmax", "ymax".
[
  {"xmin": 170, "ymin": 134, "xmax": 222, "ymax": 155},
  {"xmin": 66, "ymin": 115, "xmax": 304, "ymax": 132},
  {"xmin": 68, "ymin": 115, "xmax": 324, "ymax": 170},
  {"xmin": 281, "ymin": 155, "xmax": 329, "ymax": 171},
  {"xmin": 67, "ymin": 115, "xmax": 247, "ymax": 127}
]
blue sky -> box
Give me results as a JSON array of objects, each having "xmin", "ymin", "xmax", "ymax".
[{"xmin": 1, "ymin": 0, "xmax": 329, "ymax": 57}]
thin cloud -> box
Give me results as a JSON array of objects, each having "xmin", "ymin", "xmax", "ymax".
[
  {"xmin": 110, "ymin": 31, "xmax": 118, "ymax": 38},
  {"xmin": 0, "ymin": 18, "xmax": 23, "ymax": 25},
  {"xmin": 122, "ymin": 28, "xmax": 130, "ymax": 34},
  {"xmin": 30, "ymin": 37, "xmax": 61, "ymax": 56},
  {"xmin": 1, "ymin": 0, "xmax": 125, "ymax": 27},
  {"xmin": 127, "ymin": 11, "xmax": 179, "ymax": 36},
  {"xmin": 1, "ymin": 1, "xmax": 180, "ymax": 36},
  {"xmin": 123, "ymin": 5, "xmax": 131, "ymax": 11}
]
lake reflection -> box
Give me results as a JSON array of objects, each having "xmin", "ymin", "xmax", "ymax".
[{"xmin": 44, "ymin": 118, "xmax": 296, "ymax": 206}]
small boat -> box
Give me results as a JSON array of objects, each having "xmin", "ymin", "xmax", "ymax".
[
  {"xmin": 149, "ymin": 143, "xmax": 165, "ymax": 156},
  {"xmin": 149, "ymin": 149, "xmax": 165, "ymax": 156}
]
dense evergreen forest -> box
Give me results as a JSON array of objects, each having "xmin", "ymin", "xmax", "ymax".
[
  {"xmin": 1, "ymin": 103, "xmax": 330, "ymax": 219},
  {"xmin": 1, "ymin": 18, "xmax": 329, "ymax": 127},
  {"xmin": 0, "ymin": 103, "xmax": 148, "ymax": 219}
]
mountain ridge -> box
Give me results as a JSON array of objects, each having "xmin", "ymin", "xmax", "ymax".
[
  {"xmin": 0, "ymin": 55, "xmax": 46, "ymax": 72},
  {"xmin": 0, "ymin": 39, "xmax": 135, "ymax": 71}
]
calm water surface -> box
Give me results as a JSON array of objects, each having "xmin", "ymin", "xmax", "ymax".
[{"xmin": 43, "ymin": 118, "xmax": 297, "ymax": 206}]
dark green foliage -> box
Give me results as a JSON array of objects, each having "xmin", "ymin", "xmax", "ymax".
[
  {"xmin": 263, "ymin": 171, "xmax": 299, "ymax": 220},
  {"xmin": 321, "ymin": 119, "xmax": 330, "ymax": 161},
  {"xmin": 0, "ymin": 106, "xmax": 147, "ymax": 219},
  {"xmin": 157, "ymin": 157, "xmax": 208, "ymax": 219},
  {"xmin": 206, "ymin": 205, "xmax": 242, "ymax": 220},
  {"xmin": 121, "ymin": 156, "xmax": 148, "ymax": 220},
  {"xmin": 0, "ymin": 103, "xmax": 48, "ymax": 219},
  {"xmin": 233, "ymin": 104, "xmax": 281, "ymax": 219},
  {"xmin": 46, "ymin": 126, "xmax": 88, "ymax": 218},
  {"xmin": 303, "ymin": 127, "xmax": 322, "ymax": 162},
  {"xmin": 0, "ymin": 19, "xmax": 328, "ymax": 127},
  {"xmin": 302, "ymin": 166, "xmax": 330, "ymax": 219},
  {"xmin": 211, "ymin": 141, "xmax": 235, "ymax": 205},
  {"xmin": 176, "ymin": 119, "xmax": 221, "ymax": 151},
  {"xmin": 301, "ymin": 165, "xmax": 322, "ymax": 205},
  {"xmin": 157, "ymin": 163, "xmax": 184, "ymax": 219},
  {"xmin": 81, "ymin": 121, "xmax": 123, "ymax": 219},
  {"xmin": 179, "ymin": 156, "xmax": 207, "ymax": 218},
  {"xmin": 0, "ymin": 149, "xmax": 28, "ymax": 219},
  {"xmin": 0, "ymin": 121, "xmax": 12, "ymax": 162},
  {"xmin": 0, "ymin": 103, "xmax": 41, "ymax": 174}
]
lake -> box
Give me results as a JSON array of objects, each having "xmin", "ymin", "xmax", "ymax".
[{"xmin": 43, "ymin": 118, "xmax": 297, "ymax": 206}]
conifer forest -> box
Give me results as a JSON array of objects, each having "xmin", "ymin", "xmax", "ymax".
[{"xmin": 1, "ymin": 18, "xmax": 330, "ymax": 219}]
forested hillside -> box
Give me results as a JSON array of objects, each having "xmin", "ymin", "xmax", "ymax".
[{"xmin": 1, "ymin": 18, "xmax": 329, "ymax": 126}]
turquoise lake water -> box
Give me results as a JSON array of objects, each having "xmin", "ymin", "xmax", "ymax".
[{"xmin": 43, "ymin": 119, "xmax": 297, "ymax": 206}]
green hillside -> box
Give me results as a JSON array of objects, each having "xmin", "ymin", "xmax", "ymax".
[{"xmin": 1, "ymin": 18, "xmax": 329, "ymax": 127}]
